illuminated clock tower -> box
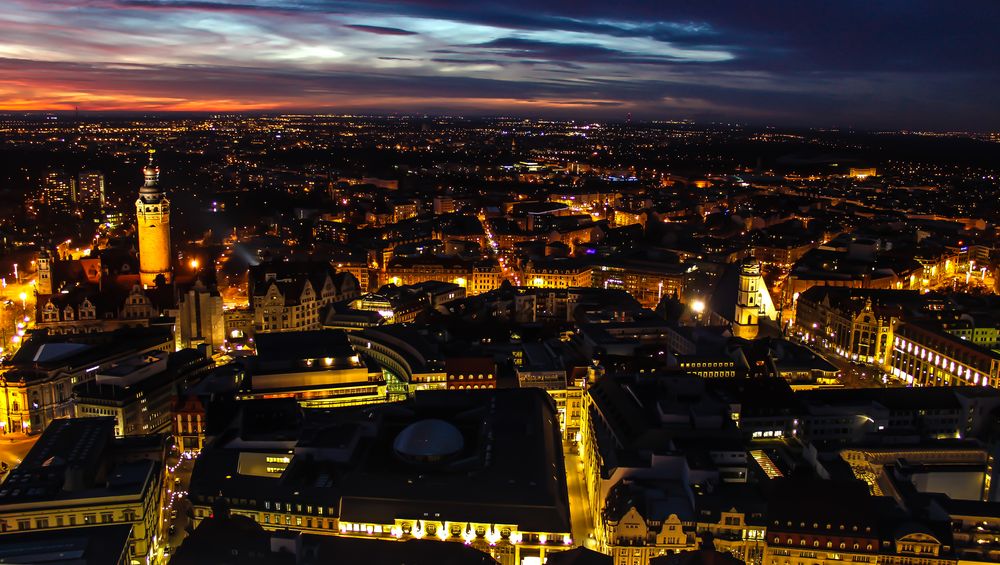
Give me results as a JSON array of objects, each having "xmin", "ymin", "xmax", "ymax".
[{"xmin": 136, "ymin": 150, "xmax": 172, "ymax": 286}]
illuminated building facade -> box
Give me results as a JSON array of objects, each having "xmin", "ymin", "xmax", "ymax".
[
  {"xmin": 589, "ymin": 260, "xmax": 688, "ymax": 308},
  {"xmin": 524, "ymin": 259, "xmax": 593, "ymax": 289},
  {"xmin": 349, "ymin": 281, "xmax": 463, "ymax": 324},
  {"xmin": 762, "ymin": 481, "xmax": 880, "ymax": 565},
  {"xmin": 77, "ymin": 170, "xmax": 106, "ymax": 208},
  {"xmin": 347, "ymin": 326, "xmax": 447, "ymax": 395},
  {"xmin": 840, "ymin": 444, "xmax": 992, "ymax": 499},
  {"xmin": 41, "ymin": 169, "xmax": 75, "ymax": 212},
  {"xmin": 0, "ymin": 418, "xmax": 163, "ymax": 565},
  {"xmin": 889, "ymin": 323, "xmax": 1000, "ymax": 388},
  {"xmin": 676, "ymin": 356, "xmax": 739, "ymax": 378},
  {"xmin": 36, "ymin": 283, "xmax": 168, "ymax": 336},
  {"xmin": 445, "ymin": 356, "xmax": 496, "ymax": 390},
  {"xmin": 239, "ymin": 330, "xmax": 385, "ymax": 408},
  {"xmin": 4, "ymin": 327, "xmax": 175, "ymax": 433},
  {"xmin": 135, "ymin": 151, "xmax": 172, "ymax": 287},
  {"xmin": 250, "ymin": 262, "xmax": 359, "ymax": 333},
  {"xmin": 382, "ymin": 256, "xmax": 502, "ymax": 296},
  {"xmin": 849, "ymin": 167, "xmax": 878, "ymax": 179},
  {"xmin": 172, "ymin": 393, "xmax": 206, "ymax": 454},
  {"xmin": 36, "ymin": 247, "xmax": 53, "ymax": 295},
  {"xmin": 514, "ymin": 341, "xmax": 584, "ymax": 440},
  {"xmin": 733, "ymin": 259, "xmax": 776, "ymax": 340},
  {"xmin": 604, "ymin": 501, "xmax": 699, "ymax": 564},
  {"xmin": 0, "ymin": 372, "xmax": 30, "ymax": 435},
  {"xmin": 794, "ymin": 287, "xmax": 915, "ymax": 365}
]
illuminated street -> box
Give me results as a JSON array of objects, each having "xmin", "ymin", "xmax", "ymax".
[
  {"xmin": 0, "ymin": 435, "xmax": 38, "ymax": 475},
  {"xmin": 565, "ymin": 450, "xmax": 596, "ymax": 551}
]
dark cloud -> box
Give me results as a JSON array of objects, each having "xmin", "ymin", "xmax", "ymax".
[
  {"xmin": 470, "ymin": 37, "xmax": 708, "ymax": 66},
  {"xmin": 343, "ymin": 24, "xmax": 416, "ymax": 35}
]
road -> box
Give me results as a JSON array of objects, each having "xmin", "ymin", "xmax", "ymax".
[
  {"xmin": 825, "ymin": 354, "xmax": 886, "ymax": 389},
  {"xmin": 0, "ymin": 434, "xmax": 39, "ymax": 478},
  {"xmin": 789, "ymin": 334, "xmax": 899, "ymax": 389},
  {"xmin": 565, "ymin": 449, "xmax": 597, "ymax": 550},
  {"xmin": 155, "ymin": 451, "xmax": 196, "ymax": 563}
]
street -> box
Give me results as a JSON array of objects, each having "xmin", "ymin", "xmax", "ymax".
[
  {"xmin": 156, "ymin": 450, "xmax": 196, "ymax": 562},
  {"xmin": 825, "ymin": 354, "xmax": 886, "ymax": 389},
  {"xmin": 564, "ymin": 448, "xmax": 597, "ymax": 550},
  {"xmin": 0, "ymin": 434, "xmax": 39, "ymax": 477}
]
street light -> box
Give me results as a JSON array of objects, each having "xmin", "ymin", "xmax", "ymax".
[
  {"xmin": 18, "ymin": 292, "xmax": 26, "ymax": 311},
  {"xmin": 691, "ymin": 299, "xmax": 705, "ymax": 314}
]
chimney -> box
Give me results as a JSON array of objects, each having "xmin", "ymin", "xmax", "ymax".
[{"xmin": 62, "ymin": 463, "xmax": 87, "ymax": 492}]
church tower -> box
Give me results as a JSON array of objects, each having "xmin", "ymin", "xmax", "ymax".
[
  {"xmin": 136, "ymin": 150, "xmax": 172, "ymax": 287},
  {"xmin": 733, "ymin": 258, "xmax": 762, "ymax": 340},
  {"xmin": 36, "ymin": 247, "xmax": 53, "ymax": 295}
]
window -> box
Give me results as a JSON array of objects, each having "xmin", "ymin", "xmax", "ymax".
[
  {"xmin": 17, "ymin": 519, "xmax": 30, "ymax": 530},
  {"xmin": 36, "ymin": 518, "xmax": 49, "ymax": 528},
  {"xmin": 84, "ymin": 515, "xmax": 96, "ymax": 525}
]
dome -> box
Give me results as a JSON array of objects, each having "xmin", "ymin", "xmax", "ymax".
[
  {"xmin": 393, "ymin": 419, "xmax": 464, "ymax": 462},
  {"xmin": 140, "ymin": 150, "xmax": 162, "ymax": 196}
]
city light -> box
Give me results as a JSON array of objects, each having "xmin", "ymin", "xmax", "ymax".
[{"xmin": 0, "ymin": 27, "xmax": 995, "ymax": 563}]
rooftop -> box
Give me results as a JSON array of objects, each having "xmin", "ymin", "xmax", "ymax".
[
  {"xmin": 189, "ymin": 388, "xmax": 571, "ymax": 534},
  {"xmin": 0, "ymin": 524, "xmax": 133, "ymax": 565}
]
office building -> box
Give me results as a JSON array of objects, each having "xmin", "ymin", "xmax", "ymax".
[
  {"xmin": 0, "ymin": 418, "xmax": 163, "ymax": 564},
  {"xmin": 239, "ymin": 329, "xmax": 385, "ymax": 408},
  {"xmin": 42, "ymin": 169, "xmax": 76, "ymax": 212},
  {"xmin": 78, "ymin": 169, "xmax": 106, "ymax": 208}
]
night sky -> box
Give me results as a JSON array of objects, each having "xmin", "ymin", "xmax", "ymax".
[{"xmin": 2, "ymin": 0, "xmax": 998, "ymax": 129}]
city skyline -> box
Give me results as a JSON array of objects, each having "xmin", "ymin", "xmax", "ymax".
[
  {"xmin": 1, "ymin": 3, "xmax": 999, "ymax": 564},
  {"xmin": 1, "ymin": 1, "xmax": 999, "ymax": 130}
]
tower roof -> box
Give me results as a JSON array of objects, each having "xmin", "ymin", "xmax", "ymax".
[
  {"xmin": 140, "ymin": 149, "xmax": 161, "ymax": 196},
  {"xmin": 739, "ymin": 256, "xmax": 761, "ymax": 276}
]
